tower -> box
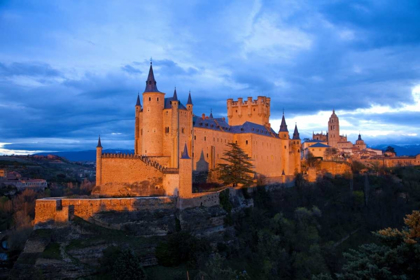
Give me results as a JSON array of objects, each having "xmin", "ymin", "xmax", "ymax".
[
  {"xmin": 186, "ymin": 91, "xmax": 193, "ymax": 157},
  {"xmin": 328, "ymin": 110, "xmax": 339, "ymax": 148},
  {"xmin": 290, "ymin": 124, "xmax": 302, "ymax": 174},
  {"xmin": 179, "ymin": 144, "xmax": 192, "ymax": 199},
  {"xmin": 96, "ymin": 136, "xmax": 102, "ymax": 186},
  {"xmin": 170, "ymin": 88, "xmax": 179, "ymax": 167},
  {"xmin": 134, "ymin": 94, "xmax": 142, "ymax": 155},
  {"xmin": 142, "ymin": 62, "xmax": 165, "ymax": 156},
  {"xmin": 279, "ymin": 113, "xmax": 290, "ymax": 175},
  {"xmin": 227, "ymin": 96, "xmax": 271, "ymax": 126}
]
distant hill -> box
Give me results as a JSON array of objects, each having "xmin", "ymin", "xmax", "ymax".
[
  {"xmin": 35, "ymin": 149, "xmax": 134, "ymax": 162},
  {"xmin": 34, "ymin": 144, "xmax": 420, "ymax": 162},
  {"xmin": 370, "ymin": 144, "xmax": 420, "ymax": 157}
]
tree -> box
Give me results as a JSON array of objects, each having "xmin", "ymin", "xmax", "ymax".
[
  {"xmin": 337, "ymin": 210, "xmax": 420, "ymax": 279},
  {"xmin": 216, "ymin": 142, "xmax": 254, "ymax": 187},
  {"xmin": 324, "ymin": 147, "xmax": 338, "ymax": 160}
]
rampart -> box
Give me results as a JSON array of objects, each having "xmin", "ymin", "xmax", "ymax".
[
  {"xmin": 95, "ymin": 154, "xmax": 179, "ymax": 197},
  {"xmin": 34, "ymin": 196, "xmax": 176, "ymax": 227}
]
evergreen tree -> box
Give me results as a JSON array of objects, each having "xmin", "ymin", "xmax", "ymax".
[{"xmin": 216, "ymin": 142, "xmax": 254, "ymax": 187}]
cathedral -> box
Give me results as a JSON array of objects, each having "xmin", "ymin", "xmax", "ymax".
[{"xmin": 94, "ymin": 62, "xmax": 301, "ymax": 199}]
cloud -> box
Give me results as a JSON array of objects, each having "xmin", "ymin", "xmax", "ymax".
[
  {"xmin": 121, "ymin": 64, "xmax": 142, "ymax": 74},
  {"xmin": 0, "ymin": 62, "xmax": 62, "ymax": 77},
  {"xmin": 0, "ymin": 0, "xmax": 419, "ymax": 153}
]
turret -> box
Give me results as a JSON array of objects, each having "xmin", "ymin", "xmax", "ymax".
[
  {"xmin": 142, "ymin": 62, "xmax": 165, "ymax": 156},
  {"xmin": 135, "ymin": 94, "xmax": 142, "ymax": 155},
  {"xmin": 227, "ymin": 96, "xmax": 271, "ymax": 126},
  {"xmin": 179, "ymin": 144, "xmax": 192, "ymax": 200},
  {"xmin": 96, "ymin": 136, "xmax": 102, "ymax": 186},
  {"xmin": 291, "ymin": 124, "xmax": 302, "ymax": 174},
  {"xmin": 279, "ymin": 113, "xmax": 289, "ymax": 140},
  {"xmin": 186, "ymin": 91, "xmax": 193, "ymax": 111}
]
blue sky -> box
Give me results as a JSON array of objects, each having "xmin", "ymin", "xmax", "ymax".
[{"xmin": 1, "ymin": 0, "xmax": 420, "ymax": 154}]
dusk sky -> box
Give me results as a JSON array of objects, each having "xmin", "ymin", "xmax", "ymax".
[{"xmin": 1, "ymin": 0, "xmax": 420, "ymax": 154}]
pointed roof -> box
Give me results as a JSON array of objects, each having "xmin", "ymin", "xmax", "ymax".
[
  {"xmin": 136, "ymin": 93, "xmax": 141, "ymax": 107},
  {"xmin": 293, "ymin": 124, "xmax": 300, "ymax": 140},
  {"xmin": 187, "ymin": 91, "xmax": 193, "ymax": 105},
  {"xmin": 144, "ymin": 62, "xmax": 159, "ymax": 92},
  {"xmin": 181, "ymin": 144, "xmax": 190, "ymax": 159},
  {"xmin": 209, "ymin": 109, "xmax": 213, "ymax": 118},
  {"xmin": 279, "ymin": 113, "xmax": 288, "ymax": 132},
  {"xmin": 358, "ymin": 134, "xmax": 362, "ymax": 141},
  {"xmin": 97, "ymin": 136, "xmax": 102, "ymax": 148},
  {"xmin": 173, "ymin": 87, "xmax": 178, "ymax": 100}
]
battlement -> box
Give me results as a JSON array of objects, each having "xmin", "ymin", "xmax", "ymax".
[{"xmin": 227, "ymin": 96, "xmax": 271, "ymax": 126}]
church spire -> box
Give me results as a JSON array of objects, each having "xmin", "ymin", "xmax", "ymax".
[
  {"xmin": 187, "ymin": 91, "xmax": 193, "ymax": 105},
  {"xmin": 144, "ymin": 61, "xmax": 158, "ymax": 92},
  {"xmin": 293, "ymin": 123, "xmax": 300, "ymax": 139},
  {"xmin": 210, "ymin": 109, "xmax": 213, "ymax": 118},
  {"xmin": 279, "ymin": 113, "xmax": 288, "ymax": 132},
  {"xmin": 173, "ymin": 87, "xmax": 178, "ymax": 100},
  {"xmin": 97, "ymin": 136, "xmax": 102, "ymax": 148}
]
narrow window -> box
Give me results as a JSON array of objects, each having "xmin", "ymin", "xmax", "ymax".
[
  {"xmin": 181, "ymin": 128, "xmax": 185, "ymax": 134},
  {"xmin": 165, "ymin": 127, "xmax": 169, "ymax": 133},
  {"xmin": 194, "ymin": 136, "xmax": 196, "ymax": 140},
  {"xmin": 246, "ymin": 140, "xmax": 248, "ymax": 145},
  {"xmin": 149, "ymin": 97, "xmax": 151, "ymax": 101},
  {"xmin": 204, "ymin": 137, "xmax": 206, "ymax": 141},
  {"xmin": 157, "ymin": 97, "xmax": 159, "ymax": 101}
]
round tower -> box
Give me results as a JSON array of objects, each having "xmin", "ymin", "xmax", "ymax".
[
  {"xmin": 96, "ymin": 136, "xmax": 102, "ymax": 186},
  {"xmin": 142, "ymin": 62, "xmax": 164, "ymax": 156},
  {"xmin": 328, "ymin": 110, "xmax": 339, "ymax": 148}
]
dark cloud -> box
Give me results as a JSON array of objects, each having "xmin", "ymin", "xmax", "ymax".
[
  {"xmin": 121, "ymin": 64, "xmax": 142, "ymax": 74},
  {"xmin": 0, "ymin": 62, "xmax": 61, "ymax": 77}
]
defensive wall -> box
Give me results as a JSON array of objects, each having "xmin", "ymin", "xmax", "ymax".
[
  {"xmin": 34, "ymin": 196, "xmax": 176, "ymax": 226},
  {"xmin": 94, "ymin": 154, "xmax": 180, "ymax": 197},
  {"xmin": 306, "ymin": 161, "xmax": 352, "ymax": 182}
]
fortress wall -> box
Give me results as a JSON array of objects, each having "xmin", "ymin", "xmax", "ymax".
[
  {"xmin": 192, "ymin": 127, "xmax": 234, "ymax": 171},
  {"xmin": 35, "ymin": 197, "xmax": 176, "ymax": 225},
  {"xmin": 177, "ymin": 191, "xmax": 221, "ymax": 209},
  {"xmin": 163, "ymin": 173, "xmax": 179, "ymax": 196},
  {"xmin": 319, "ymin": 161, "xmax": 352, "ymax": 176},
  {"xmin": 101, "ymin": 157, "xmax": 163, "ymax": 185}
]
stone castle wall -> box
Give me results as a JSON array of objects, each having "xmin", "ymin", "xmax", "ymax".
[
  {"xmin": 95, "ymin": 156, "xmax": 173, "ymax": 197},
  {"xmin": 34, "ymin": 197, "xmax": 176, "ymax": 226},
  {"xmin": 320, "ymin": 161, "xmax": 352, "ymax": 175}
]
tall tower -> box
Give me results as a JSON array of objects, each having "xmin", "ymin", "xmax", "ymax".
[
  {"xmin": 96, "ymin": 136, "xmax": 102, "ymax": 186},
  {"xmin": 134, "ymin": 94, "xmax": 142, "ymax": 155},
  {"xmin": 186, "ymin": 91, "xmax": 193, "ymax": 157},
  {"xmin": 279, "ymin": 113, "xmax": 290, "ymax": 175},
  {"xmin": 227, "ymin": 96, "xmax": 271, "ymax": 126},
  {"xmin": 290, "ymin": 124, "xmax": 302, "ymax": 174},
  {"xmin": 328, "ymin": 110, "xmax": 339, "ymax": 148},
  {"xmin": 142, "ymin": 62, "xmax": 165, "ymax": 156}
]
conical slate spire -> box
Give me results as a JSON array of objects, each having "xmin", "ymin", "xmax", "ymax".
[
  {"xmin": 358, "ymin": 133, "xmax": 362, "ymax": 141},
  {"xmin": 209, "ymin": 109, "xmax": 213, "ymax": 118},
  {"xmin": 181, "ymin": 144, "xmax": 190, "ymax": 159},
  {"xmin": 173, "ymin": 87, "xmax": 178, "ymax": 100},
  {"xmin": 293, "ymin": 123, "xmax": 300, "ymax": 139},
  {"xmin": 279, "ymin": 113, "xmax": 288, "ymax": 132},
  {"xmin": 187, "ymin": 91, "xmax": 193, "ymax": 105},
  {"xmin": 136, "ymin": 93, "xmax": 141, "ymax": 107},
  {"xmin": 144, "ymin": 62, "xmax": 158, "ymax": 92},
  {"xmin": 97, "ymin": 136, "xmax": 102, "ymax": 148}
]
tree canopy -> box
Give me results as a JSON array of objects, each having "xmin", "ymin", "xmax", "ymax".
[{"xmin": 216, "ymin": 142, "xmax": 254, "ymax": 187}]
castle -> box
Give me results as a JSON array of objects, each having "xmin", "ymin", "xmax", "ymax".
[
  {"xmin": 94, "ymin": 62, "xmax": 301, "ymax": 199},
  {"xmin": 303, "ymin": 110, "xmax": 420, "ymax": 169}
]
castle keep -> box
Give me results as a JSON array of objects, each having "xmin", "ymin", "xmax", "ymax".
[{"xmin": 94, "ymin": 62, "xmax": 301, "ymax": 198}]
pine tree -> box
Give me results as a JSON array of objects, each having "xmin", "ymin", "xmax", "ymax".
[{"xmin": 217, "ymin": 142, "xmax": 254, "ymax": 187}]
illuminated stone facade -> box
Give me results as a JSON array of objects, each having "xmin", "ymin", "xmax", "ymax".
[{"xmin": 95, "ymin": 63, "xmax": 301, "ymax": 198}]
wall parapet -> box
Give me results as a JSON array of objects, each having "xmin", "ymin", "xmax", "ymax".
[{"xmin": 34, "ymin": 196, "xmax": 176, "ymax": 227}]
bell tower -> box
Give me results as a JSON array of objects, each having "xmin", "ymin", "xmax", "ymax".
[{"xmin": 328, "ymin": 110, "xmax": 339, "ymax": 148}]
